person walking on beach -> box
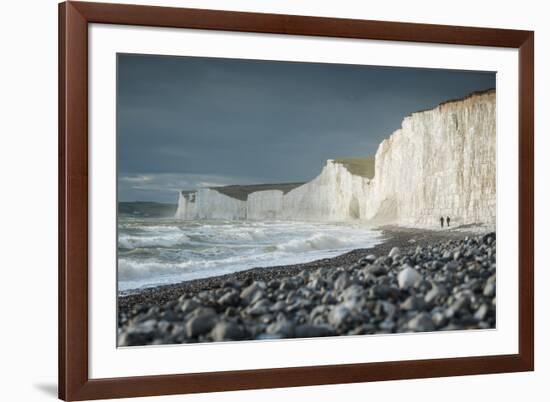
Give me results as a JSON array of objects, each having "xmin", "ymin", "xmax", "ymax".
[
  {"xmin": 446, "ymin": 216, "xmax": 451, "ymax": 227},
  {"xmin": 440, "ymin": 216, "xmax": 444, "ymax": 228}
]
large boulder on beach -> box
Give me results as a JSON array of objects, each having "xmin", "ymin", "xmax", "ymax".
[
  {"xmin": 210, "ymin": 321, "xmax": 247, "ymax": 341},
  {"xmin": 408, "ymin": 313, "xmax": 435, "ymax": 332},
  {"xmin": 185, "ymin": 309, "xmax": 217, "ymax": 338},
  {"xmin": 266, "ymin": 319, "xmax": 295, "ymax": 338},
  {"xmin": 240, "ymin": 282, "xmax": 266, "ymax": 305},
  {"xmin": 328, "ymin": 305, "xmax": 351, "ymax": 328},
  {"xmin": 425, "ymin": 284, "xmax": 448, "ymax": 305},
  {"xmin": 397, "ymin": 266, "xmax": 422, "ymax": 289},
  {"xmin": 389, "ymin": 247, "xmax": 401, "ymax": 259},
  {"xmin": 295, "ymin": 324, "xmax": 334, "ymax": 338}
]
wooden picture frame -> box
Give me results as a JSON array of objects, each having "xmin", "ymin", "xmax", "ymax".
[{"xmin": 59, "ymin": 1, "xmax": 534, "ymax": 400}]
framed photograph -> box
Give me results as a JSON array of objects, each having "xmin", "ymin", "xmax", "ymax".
[{"xmin": 59, "ymin": 1, "xmax": 534, "ymax": 400}]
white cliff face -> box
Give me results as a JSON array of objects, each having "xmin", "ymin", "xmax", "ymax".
[
  {"xmin": 247, "ymin": 190, "xmax": 284, "ymax": 220},
  {"xmin": 175, "ymin": 90, "xmax": 496, "ymax": 227},
  {"xmin": 175, "ymin": 192, "xmax": 197, "ymax": 219},
  {"xmin": 280, "ymin": 160, "xmax": 371, "ymax": 221},
  {"xmin": 175, "ymin": 189, "xmax": 246, "ymax": 220},
  {"xmin": 364, "ymin": 90, "xmax": 496, "ymax": 226},
  {"xmin": 194, "ymin": 189, "xmax": 246, "ymax": 220}
]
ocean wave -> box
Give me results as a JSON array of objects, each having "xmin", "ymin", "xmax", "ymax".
[
  {"xmin": 118, "ymin": 233, "xmax": 190, "ymax": 249},
  {"xmin": 119, "ymin": 253, "xmax": 271, "ymax": 282},
  {"xmin": 117, "ymin": 218, "xmax": 384, "ymax": 290},
  {"xmin": 275, "ymin": 232, "xmax": 354, "ymax": 252}
]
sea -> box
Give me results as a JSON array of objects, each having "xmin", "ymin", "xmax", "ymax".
[{"xmin": 118, "ymin": 215, "xmax": 385, "ymax": 292}]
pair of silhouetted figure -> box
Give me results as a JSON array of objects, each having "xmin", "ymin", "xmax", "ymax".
[{"xmin": 440, "ymin": 216, "xmax": 450, "ymax": 228}]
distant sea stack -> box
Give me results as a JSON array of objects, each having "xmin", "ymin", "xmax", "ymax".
[{"xmin": 176, "ymin": 89, "xmax": 496, "ymax": 226}]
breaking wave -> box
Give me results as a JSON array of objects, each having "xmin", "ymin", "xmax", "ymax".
[{"xmin": 118, "ymin": 217, "xmax": 383, "ymax": 291}]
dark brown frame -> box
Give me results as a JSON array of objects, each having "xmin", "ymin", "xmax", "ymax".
[{"xmin": 59, "ymin": 1, "xmax": 534, "ymax": 400}]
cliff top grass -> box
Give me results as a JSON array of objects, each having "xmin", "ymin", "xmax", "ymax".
[
  {"xmin": 210, "ymin": 182, "xmax": 305, "ymax": 201},
  {"xmin": 411, "ymin": 88, "xmax": 496, "ymax": 116},
  {"xmin": 333, "ymin": 156, "xmax": 375, "ymax": 179},
  {"xmin": 118, "ymin": 201, "xmax": 177, "ymax": 218}
]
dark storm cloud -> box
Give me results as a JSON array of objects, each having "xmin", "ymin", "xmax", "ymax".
[{"xmin": 117, "ymin": 54, "xmax": 495, "ymax": 202}]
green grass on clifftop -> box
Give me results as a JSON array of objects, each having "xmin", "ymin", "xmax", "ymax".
[
  {"xmin": 333, "ymin": 156, "xmax": 375, "ymax": 179},
  {"xmin": 212, "ymin": 182, "xmax": 305, "ymax": 201}
]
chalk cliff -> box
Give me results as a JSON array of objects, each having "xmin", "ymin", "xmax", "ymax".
[
  {"xmin": 176, "ymin": 188, "xmax": 246, "ymax": 220},
  {"xmin": 279, "ymin": 160, "xmax": 371, "ymax": 221},
  {"xmin": 364, "ymin": 90, "xmax": 496, "ymax": 226},
  {"xmin": 175, "ymin": 90, "xmax": 496, "ymax": 226}
]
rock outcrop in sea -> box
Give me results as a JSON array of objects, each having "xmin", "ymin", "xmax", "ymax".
[{"xmin": 175, "ymin": 89, "xmax": 496, "ymax": 226}]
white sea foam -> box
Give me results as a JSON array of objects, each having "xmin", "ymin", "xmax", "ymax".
[
  {"xmin": 118, "ymin": 217, "xmax": 384, "ymax": 291},
  {"xmin": 276, "ymin": 233, "xmax": 352, "ymax": 252},
  {"xmin": 118, "ymin": 233, "xmax": 191, "ymax": 249}
]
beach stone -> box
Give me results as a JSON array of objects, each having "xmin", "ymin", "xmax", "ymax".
[
  {"xmin": 321, "ymin": 292, "xmax": 337, "ymax": 305},
  {"xmin": 185, "ymin": 312, "xmax": 217, "ymax": 338},
  {"xmin": 483, "ymin": 233, "xmax": 496, "ymax": 245},
  {"xmin": 365, "ymin": 264, "xmax": 388, "ymax": 277},
  {"xmin": 397, "ymin": 266, "xmax": 422, "ymax": 289},
  {"xmin": 270, "ymin": 300, "xmax": 287, "ymax": 313},
  {"xmin": 210, "ymin": 321, "xmax": 246, "ymax": 341},
  {"xmin": 266, "ymin": 319, "xmax": 295, "ymax": 338},
  {"xmin": 445, "ymin": 261, "xmax": 460, "ymax": 272},
  {"xmin": 256, "ymin": 333, "xmax": 284, "ymax": 340},
  {"xmin": 127, "ymin": 319, "xmax": 156, "ymax": 336},
  {"xmin": 309, "ymin": 305, "xmax": 328, "ymax": 320},
  {"xmin": 363, "ymin": 254, "xmax": 377, "ymax": 264},
  {"xmin": 218, "ymin": 289, "xmax": 240, "ymax": 307},
  {"xmin": 295, "ymin": 324, "xmax": 334, "ymax": 338},
  {"xmin": 400, "ymin": 295, "xmax": 426, "ymax": 311},
  {"xmin": 483, "ymin": 277, "xmax": 496, "ymax": 297},
  {"xmin": 222, "ymin": 280, "xmax": 240, "ymax": 289},
  {"xmin": 160, "ymin": 310, "xmax": 179, "ymax": 322},
  {"xmin": 389, "ymin": 247, "xmax": 401, "ymax": 259},
  {"xmin": 341, "ymin": 284, "xmax": 364, "ymax": 303},
  {"xmin": 328, "ymin": 305, "xmax": 351, "ymax": 328},
  {"xmin": 442, "ymin": 250, "xmax": 453, "ymax": 261},
  {"xmin": 308, "ymin": 277, "xmax": 326, "ymax": 290},
  {"xmin": 425, "ymin": 284, "xmax": 448, "ymax": 305},
  {"xmin": 378, "ymin": 318, "xmax": 396, "ymax": 332},
  {"xmin": 429, "ymin": 260, "xmax": 445, "ymax": 270},
  {"xmin": 431, "ymin": 309, "xmax": 447, "ymax": 327},
  {"xmin": 376, "ymin": 301, "xmax": 397, "ymax": 317},
  {"xmin": 445, "ymin": 295, "xmax": 470, "ymax": 319},
  {"xmin": 179, "ymin": 299, "xmax": 200, "ymax": 315},
  {"xmin": 240, "ymin": 282, "xmax": 265, "ymax": 305},
  {"xmin": 247, "ymin": 299, "xmax": 271, "ymax": 316},
  {"xmin": 334, "ymin": 273, "xmax": 351, "ymax": 291},
  {"xmin": 408, "ymin": 313, "xmax": 435, "ymax": 332},
  {"xmin": 279, "ymin": 278, "xmax": 298, "ymax": 291},
  {"xmin": 130, "ymin": 304, "xmax": 150, "ymax": 316},
  {"xmin": 368, "ymin": 284, "xmax": 391, "ymax": 299},
  {"xmin": 474, "ymin": 304, "xmax": 489, "ymax": 321},
  {"xmin": 242, "ymin": 281, "xmax": 265, "ymax": 294},
  {"xmin": 349, "ymin": 323, "xmax": 377, "ymax": 335},
  {"xmin": 224, "ymin": 307, "xmax": 239, "ymax": 317}
]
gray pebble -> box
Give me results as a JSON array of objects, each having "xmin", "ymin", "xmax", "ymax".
[
  {"xmin": 210, "ymin": 321, "xmax": 247, "ymax": 341},
  {"xmin": 397, "ymin": 266, "xmax": 422, "ymax": 289},
  {"xmin": 408, "ymin": 313, "xmax": 435, "ymax": 332},
  {"xmin": 185, "ymin": 312, "xmax": 217, "ymax": 338}
]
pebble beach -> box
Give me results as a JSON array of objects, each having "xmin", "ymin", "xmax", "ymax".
[{"xmin": 118, "ymin": 226, "xmax": 496, "ymax": 346}]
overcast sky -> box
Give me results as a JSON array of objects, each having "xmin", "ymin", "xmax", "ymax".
[{"xmin": 117, "ymin": 53, "xmax": 495, "ymax": 203}]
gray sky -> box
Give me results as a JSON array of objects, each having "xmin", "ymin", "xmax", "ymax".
[{"xmin": 117, "ymin": 53, "xmax": 495, "ymax": 203}]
